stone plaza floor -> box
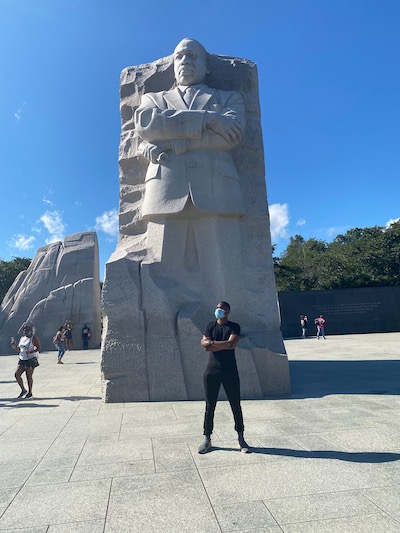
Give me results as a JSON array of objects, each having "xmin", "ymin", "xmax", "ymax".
[{"xmin": 1, "ymin": 332, "xmax": 400, "ymax": 532}]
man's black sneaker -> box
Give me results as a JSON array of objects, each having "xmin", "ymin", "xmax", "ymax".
[
  {"xmin": 17, "ymin": 390, "xmax": 27, "ymax": 398},
  {"xmin": 24, "ymin": 392, "xmax": 33, "ymax": 399},
  {"xmin": 198, "ymin": 436, "xmax": 212, "ymax": 454},
  {"xmin": 238, "ymin": 433, "xmax": 251, "ymax": 453}
]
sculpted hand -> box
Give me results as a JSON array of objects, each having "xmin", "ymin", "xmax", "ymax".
[
  {"xmin": 205, "ymin": 113, "xmax": 243, "ymax": 145},
  {"xmin": 140, "ymin": 141, "xmax": 172, "ymax": 163}
]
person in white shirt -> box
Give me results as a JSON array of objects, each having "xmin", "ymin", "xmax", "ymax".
[{"xmin": 11, "ymin": 322, "xmax": 41, "ymax": 399}]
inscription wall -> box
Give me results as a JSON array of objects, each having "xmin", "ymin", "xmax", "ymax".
[{"xmin": 278, "ymin": 286, "xmax": 400, "ymax": 338}]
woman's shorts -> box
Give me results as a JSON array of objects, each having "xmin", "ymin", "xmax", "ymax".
[{"xmin": 18, "ymin": 357, "xmax": 39, "ymax": 368}]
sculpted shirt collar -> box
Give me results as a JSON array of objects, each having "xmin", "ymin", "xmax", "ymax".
[
  {"xmin": 163, "ymin": 84, "xmax": 213, "ymax": 111},
  {"xmin": 177, "ymin": 84, "xmax": 206, "ymax": 97}
]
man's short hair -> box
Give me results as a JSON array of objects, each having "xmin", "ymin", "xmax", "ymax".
[{"xmin": 219, "ymin": 301, "xmax": 230, "ymax": 311}]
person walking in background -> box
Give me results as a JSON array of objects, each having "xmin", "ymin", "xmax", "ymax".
[
  {"xmin": 81, "ymin": 324, "xmax": 91, "ymax": 349},
  {"xmin": 11, "ymin": 322, "xmax": 41, "ymax": 399},
  {"xmin": 198, "ymin": 301, "xmax": 250, "ymax": 454},
  {"xmin": 53, "ymin": 327, "xmax": 66, "ymax": 364},
  {"xmin": 300, "ymin": 315, "xmax": 308, "ymax": 338},
  {"xmin": 63, "ymin": 320, "xmax": 73, "ymax": 350},
  {"xmin": 315, "ymin": 315, "xmax": 326, "ymax": 339}
]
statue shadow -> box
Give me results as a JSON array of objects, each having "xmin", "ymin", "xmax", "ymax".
[
  {"xmin": 209, "ymin": 446, "xmax": 400, "ymax": 464},
  {"xmin": 289, "ymin": 360, "xmax": 400, "ymax": 398}
]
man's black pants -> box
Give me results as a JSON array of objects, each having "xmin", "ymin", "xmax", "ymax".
[{"xmin": 203, "ymin": 364, "xmax": 244, "ymax": 436}]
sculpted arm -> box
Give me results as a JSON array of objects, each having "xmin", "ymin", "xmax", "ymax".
[
  {"xmin": 135, "ymin": 91, "xmax": 245, "ymax": 162},
  {"xmin": 135, "ymin": 94, "xmax": 206, "ymax": 142}
]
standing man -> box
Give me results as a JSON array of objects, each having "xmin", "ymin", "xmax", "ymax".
[
  {"xmin": 300, "ymin": 315, "xmax": 308, "ymax": 338},
  {"xmin": 199, "ymin": 301, "xmax": 250, "ymax": 454}
]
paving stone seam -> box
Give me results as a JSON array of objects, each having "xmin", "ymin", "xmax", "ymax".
[
  {"xmin": 260, "ymin": 498, "xmax": 283, "ymax": 529},
  {"xmin": 278, "ymin": 510, "xmax": 400, "ymax": 530},
  {"xmin": 188, "ymin": 443, "xmax": 225, "ymax": 533},
  {"xmin": 102, "ymin": 477, "xmax": 114, "ymax": 533},
  {"xmin": 150, "ymin": 436, "xmax": 157, "ymax": 474},
  {"xmin": 66, "ymin": 434, "xmax": 90, "ymax": 483},
  {"xmin": 359, "ymin": 487, "xmax": 400, "ymax": 524},
  {"xmin": 0, "ymin": 407, "xmax": 78, "ymax": 521}
]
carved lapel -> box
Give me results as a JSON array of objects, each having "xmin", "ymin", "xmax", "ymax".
[
  {"xmin": 191, "ymin": 88, "xmax": 213, "ymax": 110},
  {"xmin": 164, "ymin": 88, "xmax": 186, "ymax": 110}
]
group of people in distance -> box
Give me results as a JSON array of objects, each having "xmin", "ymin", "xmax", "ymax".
[
  {"xmin": 10, "ymin": 321, "xmax": 92, "ymax": 399},
  {"xmin": 300, "ymin": 314, "xmax": 326, "ymax": 339},
  {"xmin": 53, "ymin": 321, "xmax": 92, "ymax": 363}
]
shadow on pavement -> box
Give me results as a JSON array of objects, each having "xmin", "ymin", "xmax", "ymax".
[
  {"xmin": 0, "ymin": 395, "xmax": 101, "ymax": 408},
  {"xmin": 289, "ymin": 360, "xmax": 400, "ymax": 398},
  {"xmin": 210, "ymin": 446, "xmax": 400, "ymax": 464}
]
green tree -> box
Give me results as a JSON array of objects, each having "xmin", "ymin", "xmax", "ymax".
[
  {"xmin": 274, "ymin": 221, "xmax": 400, "ymax": 291},
  {"xmin": 0, "ymin": 257, "xmax": 31, "ymax": 303}
]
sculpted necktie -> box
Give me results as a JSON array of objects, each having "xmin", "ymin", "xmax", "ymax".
[{"xmin": 183, "ymin": 86, "xmax": 196, "ymax": 107}]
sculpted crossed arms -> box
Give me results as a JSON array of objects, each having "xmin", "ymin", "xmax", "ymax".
[{"xmin": 135, "ymin": 90, "xmax": 245, "ymax": 164}]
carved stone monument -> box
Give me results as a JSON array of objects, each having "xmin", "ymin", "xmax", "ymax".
[
  {"xmin": 0, "ymin": 232, "xmax": 101, "ymax": 353},
  {"xmin": 101, "ymin": 39, "xmax": 290, "ymax": 402}
]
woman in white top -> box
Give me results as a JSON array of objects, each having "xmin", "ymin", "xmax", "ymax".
[{"xmin": 11, "ymin": 322, "xmax": 41, "ymax": 399}]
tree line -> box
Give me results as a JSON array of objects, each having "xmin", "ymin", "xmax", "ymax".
[
  {"xmin": 274, "ymin": 221, "xmax": 400, "ymax": 292},
  {"xmin": 1, "ymin": 221, "xmax": 399, "ymax": 302},
  {"xmin": 0, "ymin": 257, "xmax": 31, "ymax": 303}
]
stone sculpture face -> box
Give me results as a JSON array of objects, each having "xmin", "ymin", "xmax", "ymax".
[{"xmin": 173, "ymin": 38, "xmax": 207, "ymax": 86}]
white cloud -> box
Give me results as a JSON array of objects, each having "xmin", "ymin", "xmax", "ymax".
[
  {"xmin": 327, "ymin": 227, "xmax": 336, "ymax": 237},
  {"xmin": 39, "ymin": 210, "xmax": 66, "ymax": 243},
  {"xmin": 42, "ymin": 196, "xmax": 54, "ymax": 207},
  {"xmin": 386, "ymin": 218, "xmax": 400, "ymax": 228},
  {"xmin": 296, "ymin": 218, "xmax": 306, "ymax": 227},
  {"xmin": 327, "ymin": 225, "xmax": 349, "ymax": 238},
  {"xmin": 14, "ymin": 101, "xmax": 27, "ymax": 122},
  {"xmin": 269, "ymin": 203, "xmax": 289, "ymax": 243},
  {"xmin": 95, "ymin": 209, "xmax": 119, "ymax": 237},
  {"xmin": 8, "ymin": 234, "xmax": 36, "ymax": 251}
]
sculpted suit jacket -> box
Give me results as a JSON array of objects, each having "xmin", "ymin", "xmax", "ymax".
[{"xmin": 134, "ymin": 85, "xmax": 246, "ymax": 217}]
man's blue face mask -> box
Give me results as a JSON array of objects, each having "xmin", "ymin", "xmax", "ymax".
[{"xmin": 214, "ymin": 308, "xmax": 225, "ymax": 319}]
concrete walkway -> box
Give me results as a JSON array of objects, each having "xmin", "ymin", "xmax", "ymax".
[{"xmin": 1, "ymin": 333, "xmax": 400, "ymax": 532}]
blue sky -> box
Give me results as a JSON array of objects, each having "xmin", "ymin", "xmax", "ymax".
[{"xmin": 1, "ymin": 0, "xmax": 399, "ymax": 280}]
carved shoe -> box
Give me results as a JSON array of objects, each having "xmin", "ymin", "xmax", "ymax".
[{"xmin": 198, "ymin": 436, "xmax": 212, "ymax": 454}]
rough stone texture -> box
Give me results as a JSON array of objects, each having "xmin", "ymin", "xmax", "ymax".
[
  {"xmin": 101, "ymin": 49, "xmax": 290, "ymax": 402},
  {"xmin": 0, "ymin": 232, "xmax": 101, "ymax": 353}
]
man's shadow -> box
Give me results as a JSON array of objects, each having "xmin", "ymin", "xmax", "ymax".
[{"xmin": 207, "ymin": 445, "xmax": 400, "ymax": 464}]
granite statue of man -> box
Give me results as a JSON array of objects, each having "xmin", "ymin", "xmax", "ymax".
[
  {"xmin": 134, "ymin": 38, "xmax": 246, "ymax": 288},
  {"xmin": 135, "ymin": 38, "xmax": 245, "ymax": 218},
  {"xmin": 101, "ymin": 38, "xmax": 291, "ymax": 402}
]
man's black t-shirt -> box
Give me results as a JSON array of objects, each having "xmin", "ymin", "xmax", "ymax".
[{"xmin": 204, "ymin": 320, "xmax": 241, "ymax": 369}]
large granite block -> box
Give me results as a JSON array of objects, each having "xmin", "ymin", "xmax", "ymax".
[
  {"xmin": 0, "ymin": 232, "xmax": 101, "ymax": 353},
  {"xmin": 101, "ymin": 40, "xmax": 290, "ymax": 401}
]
